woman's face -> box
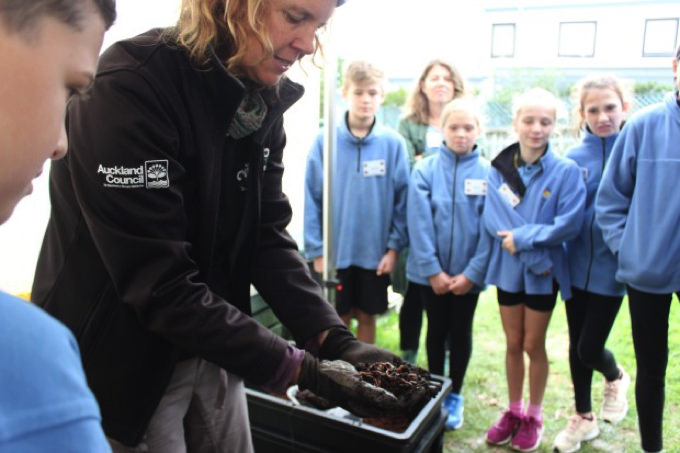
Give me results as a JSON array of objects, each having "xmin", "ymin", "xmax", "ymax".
[
  {"xmin": 580, "ymin": 87, "xmax": 627, "ymax": 138},
  {"xmin": 420, "ymin": 64, "xmax": 454, "ymax": 106},
  {"xmin": 243, "ymin": 0, "xmax": 336, "ymax": 86}
]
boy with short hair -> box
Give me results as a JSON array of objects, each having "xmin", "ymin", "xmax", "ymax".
[
  {"xmin": 0, "ymin": 0, "xmax": 115, "ymax": 450},
  {"xmin": 304, "ymin": 60, "xmax": 409, "ymax": 343}
]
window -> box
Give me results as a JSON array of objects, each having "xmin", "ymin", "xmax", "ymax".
[
  {"xmin": 558, "ymin": 21, "xmax": 597, "ymax": 57},
  {"xmin": 643, "ymin": 18, "xmax": 679, "ymax": 57},
  {"xmin": 491, "ymin": 23, "xmax": 516, "ymax": 58}
]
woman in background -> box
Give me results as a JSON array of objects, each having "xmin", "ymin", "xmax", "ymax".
[{"xmin": 396, "ymin": 59, "xmax": 465, "ymax": 365}]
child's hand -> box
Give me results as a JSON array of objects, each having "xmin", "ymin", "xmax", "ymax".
[
  {"xmin": 376, "ymin": 249, "xmax": 398, "ymax": 275},
  {"xmin": 450, "ymin": 274, "xmax": 474, "ymax": 295},
  {"xmin": 429, "ymin": 272, "xmax": 453, "ymax": 295},
  {"xmin": 313, "ymin": 256, "xmax": 324, "ymax": 274},
  {"xmin": 497, "ymin": 230, "xmax": 517, "ymax": 255}
]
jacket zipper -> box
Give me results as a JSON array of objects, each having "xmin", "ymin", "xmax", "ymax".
[
  {"xmin": 584, "ymin": 138, "xmax": 606, "ymax": 290},
  {"xmin": 447, "ymin": 156, "xmax": 460, "ymax": 264},
  {"xmin": 356, "ymin": 139, "xmax": 363, "ymax": 173}
]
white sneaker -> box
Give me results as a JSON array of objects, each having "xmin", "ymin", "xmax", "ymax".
[
  {"xmin": 601, "ymin": 366, "xmax": 631, "ymax": 423},
  {"xmin": 553, "ymin": 414, "xmax": 600, "ymax": 453}
]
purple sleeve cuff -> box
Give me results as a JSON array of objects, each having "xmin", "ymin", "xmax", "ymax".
[{"xmin": 262, "ymin": 345, "xmax": 305, "ymax": 394}]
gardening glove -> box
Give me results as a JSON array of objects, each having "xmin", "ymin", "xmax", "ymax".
[
  {"xmin": 318, "ymin": 327, "xmax": 401, "ymax": 365},
  {"xmin": 297, "ymin": 352, "xmax": 398, "ymax": 417}
]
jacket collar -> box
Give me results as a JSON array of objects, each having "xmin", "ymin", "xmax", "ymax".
[
  {"xmin": 438, "ymin": 143, "xmax": 479, "ymax": 164},
  {"xmin": 492, "ymin": 142, "xmax": 554, "ymax": 198},
  {"xmin": 203, "ymin": 47, "xmax": 305, "ymax": 141},
  {"xmin": 338, "ymin": 112, "xmax": 381, "ymax": 144},
  {"xmin": 581, "ymin": 127, "xmax": 619, "ymax": 152}
]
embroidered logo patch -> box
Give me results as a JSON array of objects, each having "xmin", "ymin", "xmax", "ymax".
[
  {"xmin": 97, "ymin": 161, "xmax": 170, "ymax": 189},
  {"xmin": 145, "ymin": 160, "xmax": 170, "ymax": 189}
]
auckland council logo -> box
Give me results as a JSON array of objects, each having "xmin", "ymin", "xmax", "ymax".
[{"xmin": 145, "ymin": 160, "xmax": 169, "ymax": 189}]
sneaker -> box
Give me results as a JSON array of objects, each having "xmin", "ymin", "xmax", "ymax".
[
  {"xmin": 601, "ymin": 366, "xmax": 631, "ymax": 423},
  {"xmin": 510, "ymin": 415, "xmax": 544, "ymax": 452},
  {"xmin": 486, "ymin": 410, "xmax": 522, "ymax": 445},
  {"xmin": 443, "ymin": 393, "xmax": 464, "ymax": 430},
  {"xmin": 553, "ymin": 414, "xmax": 600, "ymax": 453}
]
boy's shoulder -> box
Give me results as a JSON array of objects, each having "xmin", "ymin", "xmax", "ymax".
[{"xmin": 627, "ymin": 94, "xmax": 676, "ymax": 128}]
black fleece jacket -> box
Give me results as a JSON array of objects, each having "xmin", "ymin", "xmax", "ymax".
[{"xmin": 32, "ymin": 29, "xmax": 343, "ymax": 445}]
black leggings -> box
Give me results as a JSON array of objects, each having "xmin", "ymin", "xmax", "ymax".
[
  {"xmin": 564, "ymin": 287, "xmax": 623, "ymax": 413},
  {"xmin": 415, "ymin": 283, "xmax": 479, "ymax": 394},
  {"xmin": 627, "ymin": 286, "xmax": 679, "ymax": 453},
  {"xmin": 399, "ymin": 283, "xmax": 423, "ymax": 351}
]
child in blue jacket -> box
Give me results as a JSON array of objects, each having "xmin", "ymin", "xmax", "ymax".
[
  {"xmin": 406, "ymin": 98, "xmax": 491, "ymax": 431},
  {"xmin": 554, "ymin": 74, "xmax": 631, "ymax": 453},
  {"xmin": 483, "ymin": 88, "xmax": 586, "ymax": 452},
  {"xmin": 595, "ymin": 45, "xmax": 680, "ymax": 453},
  {"xmin": 304, "ymin": 61, "xmax": 410, "ymax": 344}
]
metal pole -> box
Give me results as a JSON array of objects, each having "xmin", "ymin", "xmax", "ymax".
[{"xmin": 321, "ymin": 22, "xmax": 338, "ymax": 302}]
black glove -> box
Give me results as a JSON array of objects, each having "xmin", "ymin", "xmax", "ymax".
[
  {"xmin": 297, "ymin": 352, "xmax": 398, "ymax": 417},
  {"xmin": 318, "ymin": 327, "xmax": 401, "ymax": 365}
]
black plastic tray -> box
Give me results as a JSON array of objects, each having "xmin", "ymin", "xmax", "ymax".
[{"xmin": 246, "ymin": 375, "xmax": 451, "ymax": 453}]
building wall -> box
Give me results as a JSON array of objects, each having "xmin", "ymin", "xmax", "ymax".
[{"xmin": 482, "ymin": 0, "xmax": 679, "ymax": 81}]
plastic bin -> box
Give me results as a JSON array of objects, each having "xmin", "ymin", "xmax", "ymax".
[{"xmin": 246, "ymin": 375, "xmax": 451, "ymax": 453}]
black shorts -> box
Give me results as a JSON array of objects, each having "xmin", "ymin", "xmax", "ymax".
[
  {"xmin": 497, "ymin": 281, "xmax": 558, "ymax": 312},
  {"xmin": 335, "ymin": 266, "xmax": 389, "ymax": 316}
]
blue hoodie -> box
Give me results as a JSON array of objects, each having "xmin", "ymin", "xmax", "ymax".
[
  {"xmin": 304, "ymin": 115, "xmax": 410, "ymax": 269},
  {"xmin": 596, "ymin": 92, "xmax": 680, "ymax": 294},
  {"xmin": 406, "ymin": 144, "xmax": 492, "ymax": 290},
  {"xmin": 566, "ymin": 130, "xmax": 625, "ymax": 297},
  {"xmin": 484, "ymin": 143, "xmax": 586, "ymax": 300}
]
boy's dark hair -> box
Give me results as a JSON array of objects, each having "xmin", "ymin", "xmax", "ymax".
[{"xmin": 0, "ymin": 0, "xmax": 116, "ymax": 35}]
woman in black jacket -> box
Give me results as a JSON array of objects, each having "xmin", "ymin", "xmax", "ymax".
[{"xmin": 32, "ymin": 0, "xmax": 400, "ymax": 451}]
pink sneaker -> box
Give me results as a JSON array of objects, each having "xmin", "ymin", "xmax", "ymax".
[
  {"xmin": 485, "ymin": 410, "xmax": 522, "ymax": 445},
  {"xmin": 510, "ymin": 415, "xmax": 544, "ymax": 452}
]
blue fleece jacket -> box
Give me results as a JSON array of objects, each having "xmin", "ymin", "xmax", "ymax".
[
  {"xmin": 484, "ymin": 143, "xmax": 586, "ymax": 300},
  {"xmin": 566, "ymin": 130, "xmax": 625, "ymax": 296},
  {"xmin": 406, "ymin": 145, "xmax": 492, "ymax": 290},
  {"xmin": 596, "ymin": 92, "xmax": 680, "ymax": 294},
  {"xmin": 304, "ymin": 115, "xmax": 410, "ymax": 269}
]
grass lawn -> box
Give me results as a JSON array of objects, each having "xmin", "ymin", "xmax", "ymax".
[{"xmin": 371, "ymin": 289, "xmax": 680, "ymax": 453}]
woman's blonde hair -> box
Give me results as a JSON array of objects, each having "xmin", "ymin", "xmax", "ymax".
[
  {"xmin": 175, "ymin": 0, "xmax": 322, "ymax": 74},
  {"xmin": 403, "ymin": 60, "xmax": 465, "ymax": 124}
]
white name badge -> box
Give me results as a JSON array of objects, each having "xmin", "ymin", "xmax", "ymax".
[
  {"xmin": 425, "ymin": 130, "xmax": 442, "ymax": 150},
  {"xmin": 499, "ymin": 183, "xmax": 520, "ymax": 208},
  {"xmin": 465, "ymin": 179, "xmax": 487, "ymax": 196},
  {"xmin": 363, "ymin": 159, "xmax": 386, "ymax": 177}
]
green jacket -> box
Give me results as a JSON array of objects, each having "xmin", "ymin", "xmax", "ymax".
[{"xmin": 397, "ymin": 117, "xmax": 429, "ymax": 168}]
